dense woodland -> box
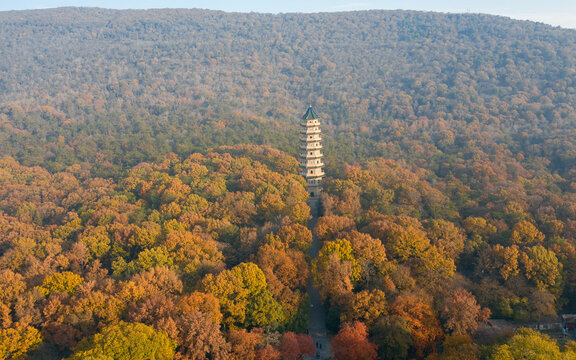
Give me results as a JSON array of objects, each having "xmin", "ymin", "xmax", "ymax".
[{"xmin": 1, "ymin": 7, "xmax": 576, "ymax": 360}]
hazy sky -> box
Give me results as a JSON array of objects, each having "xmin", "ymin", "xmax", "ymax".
[{"xmin": 3, "ymin": 0, "xmax": 576, "ymax": 29}]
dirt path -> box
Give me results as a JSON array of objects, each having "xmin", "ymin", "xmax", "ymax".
[{"xmin": 307, "ymin": 200, "xmax": 333, "ymax": 359}]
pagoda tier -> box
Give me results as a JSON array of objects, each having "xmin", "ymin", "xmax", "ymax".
[
  {"xmin": 300, "ymin": 119, "xmax": 320, "ymax": 127},
  {"xmin": 299, "ymin": 106, "xmax": 325, "ymax": 199},
  {"xmin": 300, "ymin": 128, "xmax": 321, "ymax": 135},
  {"xmin": 301, "ymin": 169, "xmax": 325, "ymax": 177},
  {"xmin": 300, "ymin": 159, "xmax": 325, "ymax": 167},
  {"xmin": 300, "ymin": 134, "xmax": 322, "ymax": 142},
  {"xmin": 300, "ymin": 143, "xmax": 323, "ymax": 151}
]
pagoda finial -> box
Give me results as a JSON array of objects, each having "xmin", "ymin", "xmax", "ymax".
[{"xmin": 301, "ymin": 106, "xmax": 319, "ymax": 120}]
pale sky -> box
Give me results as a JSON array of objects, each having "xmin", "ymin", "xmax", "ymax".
[{"xmin": 2, "ymin": 0, "xmax": 575, "ymax": 29}]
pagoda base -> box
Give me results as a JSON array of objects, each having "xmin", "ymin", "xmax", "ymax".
[{"xmin": 307, "ymin": 196, "xmax": 321, "ymax": 218}]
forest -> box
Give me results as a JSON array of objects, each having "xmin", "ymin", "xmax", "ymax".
[{"xmin": 1, "ymin": 6, "xmax": 576, "ymax": 360}]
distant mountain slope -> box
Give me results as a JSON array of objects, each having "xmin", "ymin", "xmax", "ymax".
[{"xmin": 0, "ymin": 8, "xmax": 575, "ymax": 173}]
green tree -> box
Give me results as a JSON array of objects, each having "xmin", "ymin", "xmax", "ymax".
[
  {"xmin": 490, "ymin": 328, "xmax": 574, "ymax": 360},
  {"xmin": 201, "ymin": 262, "xmax": 284, "ymax": 328},
  {"xmin": 68, "ymin": 322, "xmax": 176, "ymax": 360},
  {"xmin": 245, "ymin": 289, "xmax": 284, "ymax": 328},
  {"xmin": 371, "ymin": 316, "xmax": 413, "ymax": 360}
]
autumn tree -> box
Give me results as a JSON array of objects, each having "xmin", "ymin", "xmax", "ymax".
[
  {"xmin": 0, "ymin": 270, "xmax": 26, "ymax": 304},
  {"xmin": 312, "ymin": 239, "xmax": 361, "ymax": 284},
  {"xmin": 424, "ymin": 219, "xmax": 465, "ymax": 259},
  {"xmin": 162, "ymin": 229, "xmax": 225, "ymax": 283},
  {"xmin": 476, "ymin": 245, "xmax": 520, "ymax": 281},
  {"xmin": 340, "ymin": 289, "xmax": 387, "ymax": 325},
  {"xmin": 429, "ymin": 335, "xmax": 479, "ymax": 360},
  {"xmin": 176, "ymin": 311, "xmax": 230, "ymax": 360},
  {"xmin": 366, "ymin": 216, "xmax": 455, "ymax": 285},
  {"xmin": 278, "ymin": 332, "xmax": 315, "ymax": 360},
  {"xmin": 255, "ymin": 243, "xmax": 309, "ymax": 322},
  {"xmin": 78, "ymin": 226, "xmax": 112, "ymax": 259},
  {"xmin": 274, "ymin": 223, "xmax": 313, "ymax": 252},
  {"xmin": 68, "ymin": 322, "xmax": 176, "ymax": 360},
  {"xmin": 314, "ymin": 216, "xmax": 356, "ymax": 242},
  {"xmin": 440, "ymin": 289, "xmax": 490, "ymax": 335},
  {"xmin": 256, "ymin": 244, "xmax": 310, "ymax": 292},
  {"xmin": 462, "ymin": 217, "xmax": 497, "ymax": 241},
  {"xmin": 229, "ymin": 328, "xmax": 263, "ymax": 360},
  {"xmin": 519, "ymin": 245, "xmax": 562, "ymax": 290},
  {"xmin": 312, "ymin": 239, "xmax": 360, "ymax": 306},
  {"xmin": 461, "ymin": 217, "xmax": 497, "ymax": 263},
  {"xmin": 127, "ymin": 294, "xmax": 178, "ymax": 339},
  {"xmin": 0, "ymin": 325, "xmax": 43, "ymax": 359},
  {"xmin": 332, "ymin": 321, "xmax": 377, "ymax": 360},
  {"xmin": 491, "ymin": 328, "xmax": 571, "ymax": 360},
  {"xmin": 121, "ymin": 266, "xmax": 183, "ymax": 302},
  {"xmin": 177, "ymin": 291, "xmax": 223, "ymax": 324},
  {"xmin": 528, "ymin": 289, "xmax": 557, "ymax": 324},
  {"xmin": 390, "ymin": 294, "xmax": 443, "ymax": 358},
  {"xmin": 345, "ymin": 231, "xmax": 392, "ymax": 288},
  {"xmin": 509, "ymin": 220, "xmax": 545, "ymax": 246},
  {"xmin": 256, "ymin": 345, "xmax": 282, "ymax": 360}
]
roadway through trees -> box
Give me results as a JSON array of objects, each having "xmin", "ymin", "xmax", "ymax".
[{"xmin": 307, "ymin": 200, "xmax": 333, "ymax": 359}]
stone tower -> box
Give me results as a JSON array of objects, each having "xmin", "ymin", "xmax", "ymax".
[{"xmin": 300, "ymin": 106, "xmax": 325, "ymax": 200}]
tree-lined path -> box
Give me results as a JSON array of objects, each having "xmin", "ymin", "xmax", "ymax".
[{"xmin": 307, "ymin": 200, "xmax": 333, "ymax": 359}]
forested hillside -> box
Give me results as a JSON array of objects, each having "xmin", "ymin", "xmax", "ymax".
[
  {"xmin": 1, "ymin": 8, "xmax": 576, "ymax": 174},
  {"xmin": 0, "ymin": 146, "xmax": 316, "ymax": 359},
  {"xmin": 1, "ymin": 7, "xmax": 576, "ymax": 359}
]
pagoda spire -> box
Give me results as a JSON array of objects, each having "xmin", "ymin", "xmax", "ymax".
[{"xmin": 299, "ymin": 106, "xmax": 324, "ymax": 200}]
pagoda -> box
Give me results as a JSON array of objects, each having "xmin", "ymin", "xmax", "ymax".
[{"xmin": 299, "ymin": 106, "xmax": 325, "ymax": 200}]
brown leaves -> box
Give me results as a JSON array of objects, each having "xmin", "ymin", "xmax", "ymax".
[
  {"xmin": 0, "ymin": 270, "xmax": 26, "ymax": 304},
  {"xmin": 314, "ymin": 215, "xmax": 355, "ymax": 242},
  {"xmin": 279, "ymin": 332, "xmax": 315, "ymax": 360},
  {"xmin": 391, "ymin": 294, "xmax": 443, "ymax": 358},
  {"xmin": 128, "ymin": 294, "xmax": 178, "ymax": 339},
  {"xmin": 340, "ymin": 289, "xmax": 387, "ymax": 326},
  {"xmin": 176, "ymin": 311, "xmax": 230, "ymax": 360},
  {"xmin": 332, "ymin": 321, "xmax": 377, "ymax": 360},
  {"xmin": 177, "ymin": 292, "xmax": 222, "ymax": 324},
  {"xmin": 229, "ymin": 328, "xmax": 263, "ymax": 360},
  {"xmin": 441, "ymin": 289, "xmax": 490, "ymax": 336}
]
